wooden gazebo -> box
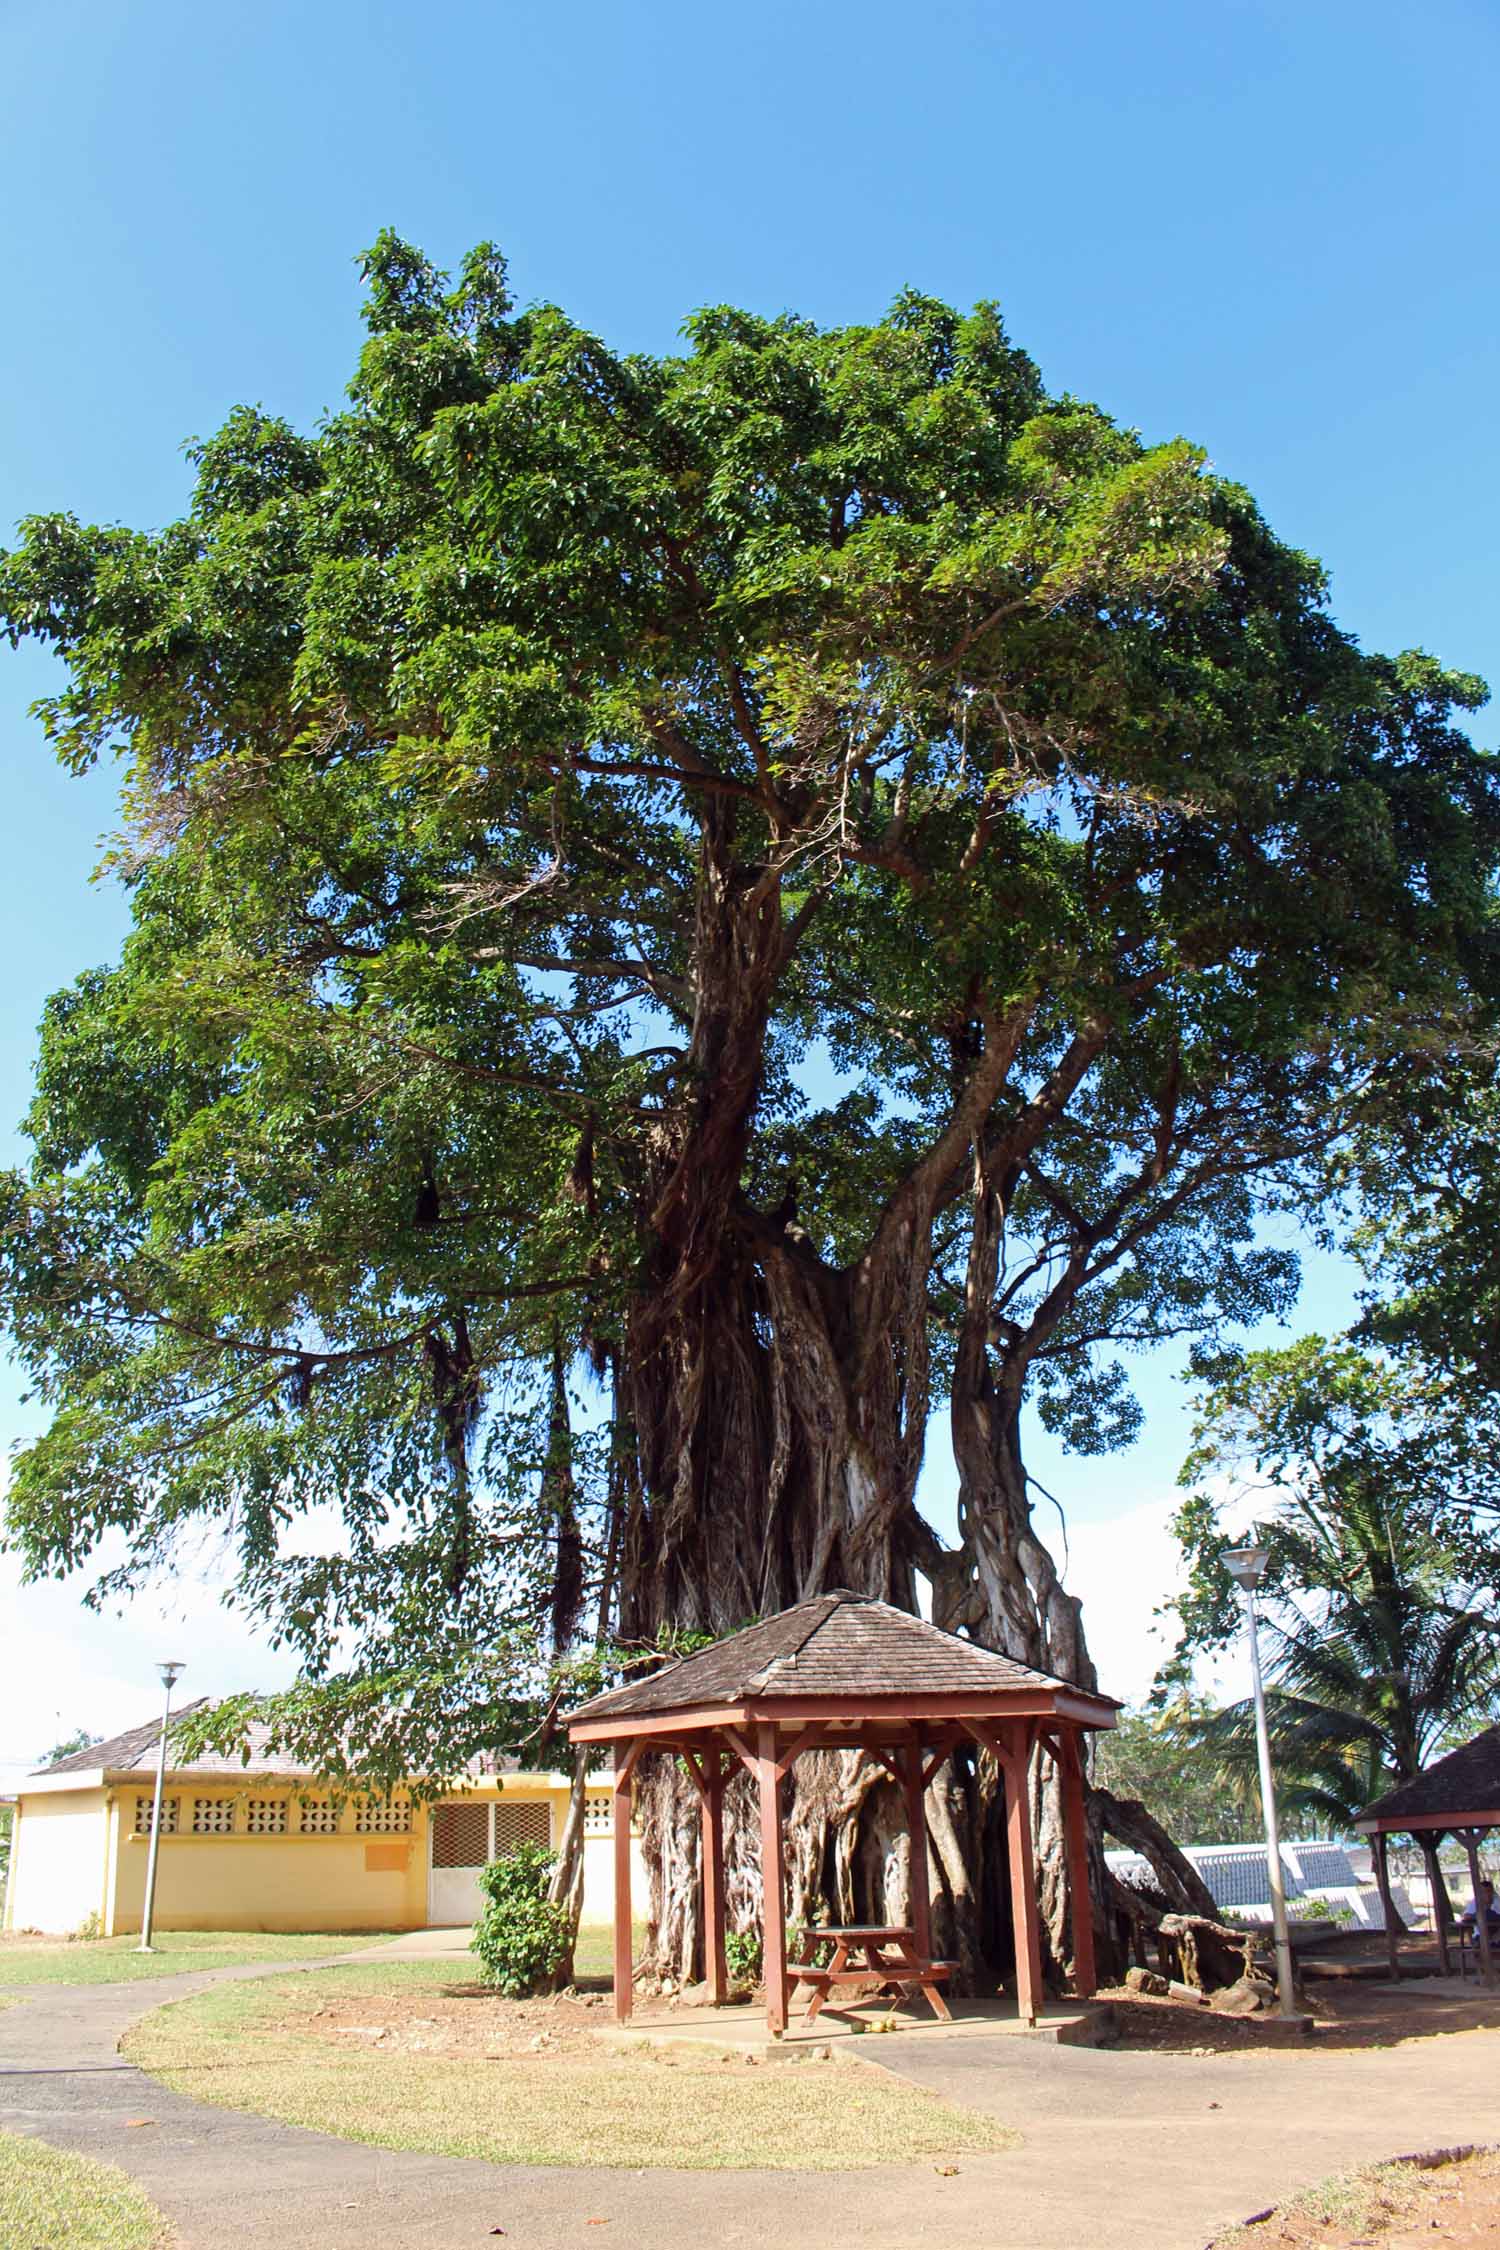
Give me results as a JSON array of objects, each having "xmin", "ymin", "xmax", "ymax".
[
  {"xmin": 567, "ymin": 1590, "xmax": 1119, "ymax": 2034},
  {"xmin": 1356, "ymin": 1724, "xmax": 1500, "ymax": 1986}
]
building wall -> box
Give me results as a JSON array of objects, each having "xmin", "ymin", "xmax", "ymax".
[
  {"xmin": 580, "ymin": 1825, "xmax": 647, "ymax": 1924},
  {"xmin": 1, "ymin": 1773, "xmax": 640, "ymax": 1937},
  {"xmin": 107, "ymin": 1808, "xmax": 428, "ymax": 1934},
  {"xmin": 4, "ymin": 1788, "xmax": 109, "ymax": 1935}
]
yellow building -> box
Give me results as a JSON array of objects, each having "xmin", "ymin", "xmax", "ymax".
[{"xmin": 3, "ymin": 1704, "xmax": 640, "ymax": 1938}]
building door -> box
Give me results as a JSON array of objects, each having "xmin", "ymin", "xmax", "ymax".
[{"xmin": 427, "ymin": 1798, "xmax": 553, "ymax": 1927}]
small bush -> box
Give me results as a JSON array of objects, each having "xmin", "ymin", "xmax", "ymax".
[
  {"xmin": 788, "ymin": 1919, "xmax": 832, "ymax": 1969},
  {"xmin": 1295, "ymin": 1897, "xmax": 1355, "ymax": 1926},
  {"xmin": 471, "ymin": 1843, "xmax": 573, "ymax": 1998},
  {"xmin": 725, "ymin": 1928, "xmax": 762, "ymax": 1984}
]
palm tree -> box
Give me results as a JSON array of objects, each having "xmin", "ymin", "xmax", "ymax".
[{"xmin": 1198, "ymin": 1484, "xmax": 1500, "ymax": 1915}]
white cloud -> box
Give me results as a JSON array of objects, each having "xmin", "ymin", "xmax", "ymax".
[
  {"xmin": 1060, "ymin": 1486, "xmax": 1251, "ymax": 1708},
  {"xmin": 1059, "ymin": 1492, "xmax": 1185, "ymax": 1704},
  {"xmin": 0, "ymin": 1544, "xmax": 299, "ymax": 1795}
]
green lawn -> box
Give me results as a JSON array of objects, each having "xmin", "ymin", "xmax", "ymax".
[
  {"xmin": 570, "ymin": 1922, "xmax": 638, "ymax": 1980},
  {"xmin": 126, "ymin": 1962, "xmax": 1015, "ymax": 2171},
  {"xmin": 0, "ymin": 2131, "xmax": 170, "ymax": 2249},
  {"xmin": 0, "ymin": 1929, "xmax": 396, "ymax": 1987}
]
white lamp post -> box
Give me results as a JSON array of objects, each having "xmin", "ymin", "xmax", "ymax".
[
  {"xmin": 1222, "ymin": 1544, "xmax": 1299, "ymax": 2019},
  {"xmin": 137, "ymin": 1660, "xmax": 185, "ymax": 1954}
]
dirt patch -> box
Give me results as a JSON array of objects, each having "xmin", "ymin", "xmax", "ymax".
[
  {"xmin": 1096, "ymin": 1978, "xmax": 1500, "ymax": 2056},
  {"xmin": 292, "ymin": 1981, "xmax": 622, "ymax": 2061},
  {"xmin": 1210, "ymin": 2146, "xmax": 1500, "ymax": 2247}
]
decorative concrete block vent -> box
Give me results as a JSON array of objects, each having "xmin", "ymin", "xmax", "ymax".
[
  {"xmin": 298, "ymin": 1799, "xmax": 340, "ymax": 1833},
  {"xmin": 354, "ymin": 1796, "xmax": 411, "ymax": 1834},
  {"xmin": 583, "ymin": 1793, "xmax": 612, "ymax": 1835},
  {"xmin": 134, "ymin": 1795, "xmax": 179, "ymax": 1835},
  {"xmin": 244, "ymin": 1798, "xmax": 288, "ymax": 1834},
  {"xmin": 192, "ymin": 1797, "xmax": 237, "ymax": 1834}
]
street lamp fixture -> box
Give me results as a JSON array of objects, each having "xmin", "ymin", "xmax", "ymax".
[
  {"xmin": 1222, "ymin": 1544, "xmax": 1270, "ymax": 1593},
  {"xmin": 137, "ymin": 1660, "xmax": 186, "ymax": 1954},
  {"xmin": 1223, "ymin": 1541, "xmax": 1299, "ymax": 2019}
]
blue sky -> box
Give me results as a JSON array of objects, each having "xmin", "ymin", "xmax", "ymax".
[{"xmin": 1, "ymin": 0, "xmax": 1495, "ymax": 1766}]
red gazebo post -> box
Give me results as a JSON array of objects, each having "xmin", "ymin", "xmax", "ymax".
[
  {"xmin": 756, "ymin": 1723, "xmax": 790, "ymax": 2035},
  {"xmin": 612, "ymin": 1740, "xmax": 639, "ymax": 2023},
  {"xmin": 700, "ymin": 1749, "xmax": 729, "ymax": 2005}
]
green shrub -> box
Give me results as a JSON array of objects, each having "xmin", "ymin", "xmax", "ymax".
[
  {"xmin": 788, "ymin": 1919, "xmax": 832, "ymax": 1969},
  {"xmin": 1295, "ymin": 1897, "xmax": 1355, "ymax": 1926},
  {"xmin": 470, "ymin": 1843, "xmax": 573, "ymax": 1997},
  {"xmin": 724, "ymin": 1927, "xmax": 762, "ymax": 1984}
]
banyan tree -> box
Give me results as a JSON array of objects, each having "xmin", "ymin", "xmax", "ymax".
[{"xmin": 2, "ymin": 236, "xmax": 1497, "ymax": 1985}]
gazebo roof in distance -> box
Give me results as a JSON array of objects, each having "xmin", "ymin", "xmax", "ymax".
[
  {"xmin": 1355, "ymin": 1724, "xmax": 1500, "ymax": 1835},
  {"xmin": 567, "ymin": 1588, "xmax": 1119, "ymax": 1739}
]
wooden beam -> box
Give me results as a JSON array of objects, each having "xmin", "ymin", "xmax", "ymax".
[
  {"xmin": 919, "ymin": 1726, "xmax": 964, "ymax": 1790},
  {"xmin": 773, "ymin": 1723, "xmax": 827, "ymax": 1778},
  {"xmin": 679, "ymin": 1747, "xmax": 708, "ymax": 1798},
  {"xmin": 569, "ymin": 1704, "xmax": 753, "ymax": 1743},
  {"xmin": 724, "ymin": 1726, "xmax": 759, "ymax": 1780},
  {"xmin": 568, "ymin": 1687, "xmax": 1121, "ymax": 1744},
  {"xmin": 702, "ymin": 1759, "xmax": 728, "ymax": 2005},
  {"xmin": 900, "ymin": 1743, "xmax": 933, "ymax": 1963},
  {"xmin": 959, "ymin": 1716, "xmax": 1006, "ymax": 1762},
  {"xmin": 998, "ymin": 1720, "xmax": 1043, "ymax": 2025},
  {"xmin": 1058, "ymin": 1729, "xmax": 1097, "ymax": 2000},
  {"xmin": 1357, "ymin": 1810, "xmax": 1500, "ymax": 1835},
  {"xmin": 757, "ymin": 1721, "xmax": 790, "ymax": 2037},
  {"xmin": 612, "ymin": 1741, "xmax": 636, "ymax": 2024}
]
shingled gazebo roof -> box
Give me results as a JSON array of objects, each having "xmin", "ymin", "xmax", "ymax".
[
  {"xmin": 568, "ymin": 1588, "xmax": 1118, "ymax": 1737},
  {"xmin": 1355, "ymin": 1724, "xmax": 1500, "ymax": 1835}
]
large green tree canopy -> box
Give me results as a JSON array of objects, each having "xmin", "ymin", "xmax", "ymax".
[{"xmin": 2, "ymin": 238, "xmax": 1497, "ymax": 1812}]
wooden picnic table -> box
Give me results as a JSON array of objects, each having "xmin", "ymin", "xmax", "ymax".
[{"xmin": 789, "ymin": 1923, "xmax": 955, "ymax": 2022}]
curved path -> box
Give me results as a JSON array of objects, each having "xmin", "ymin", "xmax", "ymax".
[{"xmin": 3, "ymin": 1964, "xmax": 1499, "ymax": 2250}]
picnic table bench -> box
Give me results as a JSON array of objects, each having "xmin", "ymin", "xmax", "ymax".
[{"xmin": 789, "ymin": 1923, "xmax": 957, "ymax": 2022}]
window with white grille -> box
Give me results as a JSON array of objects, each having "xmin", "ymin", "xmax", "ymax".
[
  {"xmin": 431, "ymin": 1800, "xmax": 492, "ymax": 1870},
  {"xmin": 299, "ymin": 1799, "xmax": 340, "ymax": 1834},
  {"xmin": 493, "ymin": 1799, "xmax": 551, "ymax": 1856},
  {"xmin": 355, "ymin": 1796, "xmax": 411, "ymax": 1834},
  {"xmin": 192, "ymin": 1797, "xmax": 236, "ymax": 1835},
  {"xmin": 584, "ymin": 1794, "xmax": 612, "ymax": 1835},
  {"xmin": 135, "ymin": 1795, "xmax": 179, "ymax": 1835},
  {"xmin": 245, "ymin": 1798, "xmax": 288, "ymax": 1834}
]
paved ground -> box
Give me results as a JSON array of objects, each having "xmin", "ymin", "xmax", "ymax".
[
  {"xmin": 345, "ymin": 1926, "xmax": 474, "ymax": 1959},
  {"xmin": 3, "ymin": 1962, "xmax": 1500, "ymax": 2250}
]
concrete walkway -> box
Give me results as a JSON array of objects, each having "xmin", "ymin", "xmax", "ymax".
[{"xmin": 3, "ymin": 1962, "xmax": 1500, "ymax": 2250}]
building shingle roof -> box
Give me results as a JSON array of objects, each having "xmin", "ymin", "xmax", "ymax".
[
  {"xmin": 31, "ymin": 1705, "xmax": 523, "ymax": 1783},
  {"xmin": 1357, "ymin": 1725, "xmax": 1500, "ymax": 1830},
  {"xmin": 569, "ymin": 1590, "xmax": 1117, "ymax": 1725}
]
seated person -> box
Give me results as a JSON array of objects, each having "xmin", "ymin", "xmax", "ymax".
[{"xmin": 1459, "ymin": 1876, "xmax": 1500, "ymax": 1934}]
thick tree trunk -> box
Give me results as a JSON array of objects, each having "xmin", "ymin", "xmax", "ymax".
[
  {"xmin": 612, "ymin": 806, "xmax": 944, "ymax": 1978},
  {"xmin": 619, "ymin": 1219, "xmax": 943, "ymax": 1980}
]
